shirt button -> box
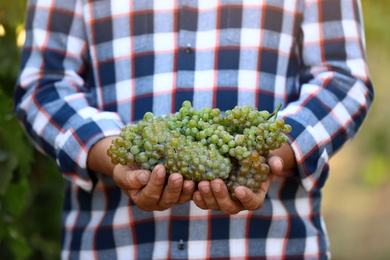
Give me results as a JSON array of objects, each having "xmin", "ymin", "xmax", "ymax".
[
  {"xmin": 185, "ymin": 46, "xmax": 193, "ymax": 54},
  {"xmin": 178, "ymin": 239, "xmax": 185, "ymax": 250}
]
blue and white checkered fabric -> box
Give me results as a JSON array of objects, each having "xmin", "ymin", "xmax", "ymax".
[{"xmin": 15, "ymin": 0, "xmax": 373, "ymax": 259}]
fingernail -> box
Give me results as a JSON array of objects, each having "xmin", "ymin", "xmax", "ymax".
[
  {"xmin": 201, "ymin": 185, "xmax": 210, "ymax": 194},
  {"xmin": 156, "ymin": 167, "xmax": 165, "ymax": 178},
  {"xmin": 139, "ymin": 172, "xmax": 149, "ymax": 184},
  {"xmin": 173, "ymin": 178, "xmax": 183, "ymax": 188},
  {"xmin": 235, "ymin": 188, "xmax": 246, "ymax": 198},
  {"xmin": 193, "ymin": 193, "xmax": 202, "ymax": 202},
  {"xmin": 212, "ymin": 182, "xmax": 221, "ymax": 192},
  {"xmin": 279, "ymin": 158, "xmax": 284, "ymax": 169}
]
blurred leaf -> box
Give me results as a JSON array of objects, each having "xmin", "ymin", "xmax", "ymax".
[
  {"xmin": 1, "ymin": 226, "xmax": 32, "ymax": 260},
  {"xmin": 0, "ymin": 1, "xmax": 27, "ymax": 28},
  {"xmin": 0, "ymin": 150, "xmax": 17, "ymax": 195},
  {"xmin": 0, "ymin": 89, "xmax": 18, "ymax": 196},
  {"xmin": 0, "ymin": 30, "xmax": 21, "ymax": 95},
  {"xmin": 0, "ymin": 89, "xmax": 34, "ymax": 179},
  {"xmin": 0, "ymin": 87, "xmax": 12, "ymax": 117},
  {"xmin": 0, "ymin": 123, "xmax": 34, "ymax": 178},
  {"xmin": 2, "ymin": 178, "xmax": 29, "ymax": 218}
]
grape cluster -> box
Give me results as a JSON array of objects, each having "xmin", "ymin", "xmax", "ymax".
[{"xmin": 107, "ymin": 100, "xmax": 292, "ymax": 196}]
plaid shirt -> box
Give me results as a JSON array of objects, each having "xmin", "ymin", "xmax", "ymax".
[{"xmin": 15, "ymin": 0, "xmax": 373, "ymax": 259}]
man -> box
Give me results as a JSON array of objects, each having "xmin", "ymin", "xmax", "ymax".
[{"xmin": 15, "ymin": 0, "xmax": 373, "ymax": 259}]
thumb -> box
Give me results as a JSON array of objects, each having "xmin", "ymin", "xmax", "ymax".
[
  {"xmin": 113, "ymin": 164, "xmax": 151, "ymax": 189},
  {"xmin": 267, "ymin": 155, "xmax": 284, "ymax": 176}
]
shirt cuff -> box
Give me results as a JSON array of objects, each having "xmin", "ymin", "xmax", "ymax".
[
  {"xmin": 55, "ymin": 116, "xmax": 124, "ymax": 192},
  {"xmin": 284, "ymin": 117, "xmax": 330, "ymax": 192}
]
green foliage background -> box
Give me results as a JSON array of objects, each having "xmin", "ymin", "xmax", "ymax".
[
  {"xmin": 0, "ymin": 1, "xmax": 64, "ymax": 259},
  {"xmin": 0, "ymin": 1, "xmax": 389, "ymax": 259}
]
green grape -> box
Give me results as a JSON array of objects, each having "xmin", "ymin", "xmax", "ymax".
[
  {"xmin": 130, "ymin": 146, "xmax": 140, "ymax": 155},
  {"xmin": 125, "ymin": 153, "xmax": 135, "ymax": 163},
  {"xmin": 182, "ymin": 100, "xmax": 192, "ymax": 108},
  {"xmin": 107, "ymin": 100, "xmax": 292, "ymax": 197},
  {"xmin": 211, "ymin": 108, "xmax": 221, "ymax": 117},
  {"xmin": 109, "ymin": 144, "xmax": 118, "ymax": 153},
  {"xmin": 143, "ymin": 112, "xmax": 154, "ymax": 122},
  {"xmin": 283, "ymin": 124, "xmax": 292, "ymax": 133},
  {"xmin": 117, "ymin": 147, "xmax": 127, "ymax": 157},
  {"xmin": 137, "ymin": 152, "xmax": 148, "ymax": 163},
  {"xmin": 115, "ymin": 137, "xmax": 125, "ymax": 147}
]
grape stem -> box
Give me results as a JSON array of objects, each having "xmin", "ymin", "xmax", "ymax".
[{"xmin": 269, "ymin": 103, "xmax": 282, "ymax": 121}]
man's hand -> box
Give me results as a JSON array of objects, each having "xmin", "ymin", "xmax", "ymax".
[
  {"xmin": 193, "ymin": 176, "xmax": 272, "ymax": 214},
  {"xmin": 87, "ymin": 136, "xmax": 196, "ymax": 211},
  {"xmin": 88, "ymin": 137, "xmax": 296, "ymax": 214},
  {"xmin": 113, "ymin": 164, "xmax": 196, "ymax": 211},
  {"xmin": 192, "ymin": 143, "xmax": 296, "ymax": 214}
]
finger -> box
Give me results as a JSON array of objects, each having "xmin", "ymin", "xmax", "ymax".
[
  {"xmin": 197, "ymin": 181, "xmax": 220, "ymax": 211},
  {"xmin": 113, "ymin": 164, "xmax": 150, "ymax": 190},
  {"xmin": 177, "ymin": 180, "xmax": 196, "ymax": 204},
  {"xmin": 267, "ymin": 156, "xmax": 295, "ymax": 177},
  {"xmin": 234, "ymin": 176, "xmax": 272, "ymax": 211},
  {"xmin": 156, "ymin": 173, "xmax": 184, "ymax": 209},
  {"xmin": 192, "ymin": 190, "xmax": 208, "ymax": 210},
  {"xmin": 210, "ymin": 179, "xmax": 244, "ymax": 214},
  {"xmin": 267, "ymin": 156, "xmax": 284, "ymax": 175},
  {"xmin": 137, "ymin": 165, "xmax": 167, "ymax": 206}
]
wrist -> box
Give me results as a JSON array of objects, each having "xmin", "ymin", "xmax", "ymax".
[{"xmin": 87, "ymin": 136, "xmax": 118, "ymax": 176}]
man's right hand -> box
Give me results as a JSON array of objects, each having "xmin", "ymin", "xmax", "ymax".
[{"xmin": 113, "ymin": 163, "xmax": 196, "ymax": 211}]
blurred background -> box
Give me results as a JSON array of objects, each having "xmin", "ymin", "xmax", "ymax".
[{"xmin": 0, "ymin": 1, "xmax": 389, "ymax": 259}]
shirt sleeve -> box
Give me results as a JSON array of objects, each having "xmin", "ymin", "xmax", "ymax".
[
  {"xmin": 280, "ymin": 0, "xmax": 374, "ymax": 192},
  {"xmin": 14, "ymin": 0, "xmax": 124, "ymax": 191}
]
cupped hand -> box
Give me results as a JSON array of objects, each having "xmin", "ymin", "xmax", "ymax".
[
  {"xmin": 113, "ymin": 163, "xmax": 196, "ymax": 211},
  {"xmin": 193, "ymin": 176, "xmax": 272, "ymax": 214},
  {"xmin": 192, "ymin": 147, "xmax": 295, "ymax": 214}
]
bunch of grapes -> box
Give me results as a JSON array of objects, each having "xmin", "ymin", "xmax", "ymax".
[{"xmin": 107, "ymin": 100, "xmax": 292, "ymax": 196}]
